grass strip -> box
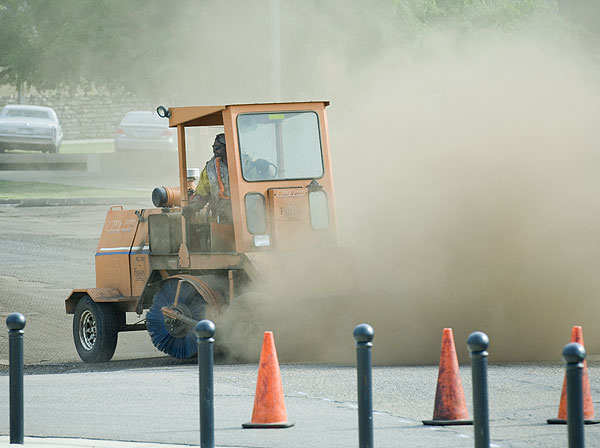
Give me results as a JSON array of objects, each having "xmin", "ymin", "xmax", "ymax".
[
  {"xmin": 0, "ymin": 180, "xmax": 146, "ymax": 199},
  {"xmin": 6, "ymin": 141, "xmax": 115, "ymax": 154},
  {"xmin": 60, "ymin": 141, "xmax": 115, "ymax": 154}
]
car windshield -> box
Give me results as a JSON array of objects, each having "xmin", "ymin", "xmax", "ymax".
[
  {"xmin": 237, "ymin": 111, "xmax": 323, "ymax": 181},
  {"xmin": 122, "ymin": 112, "xmax": 166, "ymax": 125},
  {"xmin": 5, "ymin": 109, "xmax": 50, "ymax": 119}
]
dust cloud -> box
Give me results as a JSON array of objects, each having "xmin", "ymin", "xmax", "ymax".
[
  {"xmin": 79, "ymin": 0, "xmax": 599, "ymax": 364},
  {"xmin": 329, "ymin": 39, "xmax": 600, "ymax": 364},
  {"xmin": 210, "ymin": 3, "xmax": 600, "ymax": 364}
]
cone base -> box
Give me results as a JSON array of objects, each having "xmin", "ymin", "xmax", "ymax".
[
  {"xmin": 242, "ymin": 421, "xmax": 295, "ymax": 429},
  {"xmin": 547, "ymin": 418, "xmax": 600, "ymax": 425},
  {"xmin": 422, "ymin": 419, "xmax": 473, "ymax": 426}
]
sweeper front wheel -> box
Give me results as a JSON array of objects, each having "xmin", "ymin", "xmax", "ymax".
[
  {"xmin": 73, "ymin": 295, "xmax": 119, "ymax": 363},
  {"xmin": 146, "ymin": 279, "xmax": 207, "ymax": 359}
]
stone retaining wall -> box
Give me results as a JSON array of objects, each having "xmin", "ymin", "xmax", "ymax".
[{"xmin": 0, "ymin": 92, "xmax": 152, "ymax": 140}]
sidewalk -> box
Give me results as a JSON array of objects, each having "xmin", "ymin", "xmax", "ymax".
[{"xmin": 0, "ymin": 437, "xmax": 200, "ymax": 447}]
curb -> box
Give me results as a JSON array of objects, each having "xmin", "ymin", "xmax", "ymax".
[
  {"xmin": 0, "ymin": 197, "xmax": 147, "ymax": 207},
  {"xmin": 0, "ymin": 436, "xmax": 199, "ymax": 447}
]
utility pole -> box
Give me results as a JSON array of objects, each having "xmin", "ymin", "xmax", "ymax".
[
  {"xmin": 17, "ymin": 82, "xmax": 25, "ymax": 104},
  {"xmin": 270, "ymin": 0, "xmax": 281, "ymax": 102}
]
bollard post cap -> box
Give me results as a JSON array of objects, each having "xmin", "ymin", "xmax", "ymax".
[
  {"xmin": 6, "ymin": 312, "xmax": 25, "ymax": 330},
  {"xmin": 195, "ymin": 319, "xmax": 216, "ymax": 339},
  {"xmin": 353, "ymin": 323, "xmax": 374, "ymax": 343},
  {"xmin": 467, "ymin": 331, "xmax": 489, "ymax": 352},
  {"xmin": 563, "ymin": 342, "xmax": 586, "ymax": 363}
]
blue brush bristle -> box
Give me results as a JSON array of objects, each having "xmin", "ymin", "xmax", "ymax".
[{"xmin": 147, "ymin": 279, "xmax": 205, "ymax": 359}]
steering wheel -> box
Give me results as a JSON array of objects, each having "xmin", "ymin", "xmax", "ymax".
[
  {"xmin": 266, "ymin": 161, "xmax": 278, "ymax": 177},
  {"xmin": 256, "ymin": 159, "xmax": 278, "ymax": 178}
]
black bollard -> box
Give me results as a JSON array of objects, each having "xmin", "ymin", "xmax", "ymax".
[
  {"xmin": 564, "ymin": 342, "xmax": 586, "ymax": 448},
  {"xmin": 7, "ymin": 312, "xmax": 26, "ymax": 445},
  {"xmin": 467, "ymin": 331, "xmax": 490, "ymax": 448},
  {"xmin": 196, "ymin": 319, "xmax": 216, "ymax": 448},
  {"xmin": 354, "ymin": 323, "xmax": 374, "ymax": 448}
]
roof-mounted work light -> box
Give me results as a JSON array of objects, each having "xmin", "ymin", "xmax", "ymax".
[{"xmin": 156, "ymin": 105, "xmax": 171, "ymax": 118}]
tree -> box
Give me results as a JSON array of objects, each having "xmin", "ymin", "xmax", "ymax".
[
  {"xmin": 0, "ymin": 0, "xmax": 591, "ymax": 101},
  {"xmin": 0, "ymin": 0, "xmax": 187, "ymax": 96}
]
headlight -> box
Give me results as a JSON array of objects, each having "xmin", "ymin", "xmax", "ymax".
[
  {"xmin": 253, "ymin": 235, "xmax": 270, "ymax": 247},
  {"xmin": 308, "ymin": 190, "xmax": 329, "ymax": 229},
  {"xmin": 245, "ymin": 193, "xmax": 267, "ymax": 234}
]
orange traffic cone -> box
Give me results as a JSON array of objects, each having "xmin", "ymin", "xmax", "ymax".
[
  {"xmin": 547, "ymin": 326, "xmax": 600, "ymax": 424},
  {"xmin": 423, "ymin": 328, "xmax": 473, "ymax": 426},
  {"xmin": 242, "ymin": 331, "xmax": 294, "ymax": 428}
]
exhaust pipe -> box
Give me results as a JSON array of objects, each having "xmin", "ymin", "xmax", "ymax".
[{"xmin": 152, "ymin": 168, "xmax": 200, "ymax": 208}]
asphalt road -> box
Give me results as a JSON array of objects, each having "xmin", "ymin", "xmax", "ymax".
[
  {"xmin": 1, "ymin": 361, "xmax": 600, "ymax": 447},
  {"xmin": 1, "ymin": 173, "xmax": 600, "ymax": 446},
  {"xmin": 0, "ymin": 203, "xmax": 166, "ymax": 367}
]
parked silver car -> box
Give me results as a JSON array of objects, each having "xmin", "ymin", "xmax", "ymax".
[
  {"xmin": 114, "ymin": 111, "xmax": 177, "ymax": 152},
  {"xmin": 0, "ymin": 105, "xmax": 63, "ymax": 153}
]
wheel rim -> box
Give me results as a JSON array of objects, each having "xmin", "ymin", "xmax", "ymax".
[{"xmin": 79, "ymin": 309, "xmax": 97, "ymax": 351}]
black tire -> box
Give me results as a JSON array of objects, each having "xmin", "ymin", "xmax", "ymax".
[{"xmin": 73, "ymin": 295, "xmax": 119, "ymax": 363}]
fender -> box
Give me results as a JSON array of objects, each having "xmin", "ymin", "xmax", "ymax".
[
  {"xmin": 135, "ymin": 273, "xmax": 226, "ymax": 315},
  {"xmin": 65, "ymin": 288, "xmax": 137, "ymax": 314}
]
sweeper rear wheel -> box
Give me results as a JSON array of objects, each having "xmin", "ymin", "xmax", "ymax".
[
  {"xmin": 73, "ymin": 295, "xmax": 119, "ymax": 363},
  {"xmin": 146, "ymin": 278, "xmax": 207, "ymax": 359}
]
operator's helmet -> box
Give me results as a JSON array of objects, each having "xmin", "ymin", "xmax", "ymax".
[{"xmin": 215, "ymin": 133, "xmax": 226, "ymax": 146}]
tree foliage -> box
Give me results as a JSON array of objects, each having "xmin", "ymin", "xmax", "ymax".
[
  {"xmin": 0, "ymin": 0, "xmax": 593, "ymax": 97},
  {"xmin": 282, "ymin": 0, "xmax": 584, "ymax": 78},
  {"xmin": 0, "ymin": 0, "xmax": 184, "ymax": 94}
]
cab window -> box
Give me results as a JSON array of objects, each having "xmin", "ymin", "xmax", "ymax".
[{"xmin": 237, "ymin": 111, "xmax": 324, "ymax": 181}]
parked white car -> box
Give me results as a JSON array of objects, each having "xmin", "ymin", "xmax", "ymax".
[
  {"xmin": 0, "ymin": 105, "xmax": 63, "ymax": 153},
  {"xmin": 114, "ymin": 111, "xmax": 177, "ymax": 152}
]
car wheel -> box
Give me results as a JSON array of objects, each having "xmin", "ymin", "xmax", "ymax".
[
  {"xmin": 50, "ymin": 144, "xmax": 59, "ymax": 154},
  {"xmin": 73, "ymin": 296, "xmax": 119, "ymax": 363}
]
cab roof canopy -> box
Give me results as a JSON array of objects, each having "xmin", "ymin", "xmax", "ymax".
[{"xmin": 167, "ymin": 101, "xmax": 330, "ymax": 128}]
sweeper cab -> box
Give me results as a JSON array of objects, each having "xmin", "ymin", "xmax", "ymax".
[{"xmin": 66, "ymin": 101, "xmax": 345, "ymax": 362}]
